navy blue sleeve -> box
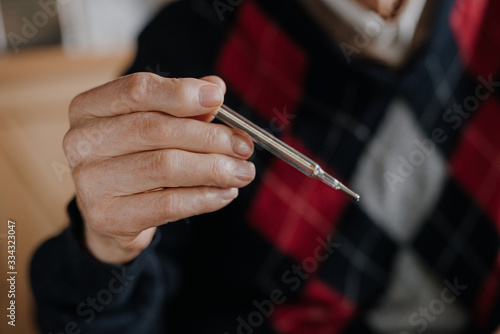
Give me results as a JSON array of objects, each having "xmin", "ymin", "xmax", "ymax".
[{"xmin": 30, "ymin": 198, "xmax": 180, "ymax": 334}]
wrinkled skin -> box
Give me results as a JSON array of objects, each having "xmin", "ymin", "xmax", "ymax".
[{"xmin": 64, "ymin": 73, "xmax": 255, "ymax": 264}]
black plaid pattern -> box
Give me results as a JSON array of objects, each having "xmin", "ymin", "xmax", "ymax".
[
  {"xmin": 413, "ymin": 179, "xmax": 499, "ymax": 304},
  {"xmin": 319, "ymin": 205, "xmax": 398, "ymax": 307}
]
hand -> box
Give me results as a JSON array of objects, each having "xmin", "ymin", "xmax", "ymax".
[{"xmin": 63, "ymin": 73, "xmax": 255, "ymax": 265}]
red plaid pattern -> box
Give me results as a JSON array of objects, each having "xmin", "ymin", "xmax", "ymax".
[
  {"xmin": 272, "ymin": 278, "xmax": 357, "ymax": 334},
  {"xmin": 450, "ymin": 0, "xmax": 500, "ymax": 77},
  {"xmin": 216, "ymin": 0, "xmax": 307, "ymax": 127},
  {"xmin": 450, "ymin": 97, "xmax": 500, "ymax": 229},
  {"xmin": 248, "ymin": 136, "xmax": 349, "ymax": 262},
  {"xmin": 473, "ymin": 254, "xmax": 500, "ymax": 327}
]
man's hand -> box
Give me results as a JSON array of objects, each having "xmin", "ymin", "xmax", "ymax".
[{"xmin": 63, "ymin": 73, "xmax": 255, "ymax": 265}]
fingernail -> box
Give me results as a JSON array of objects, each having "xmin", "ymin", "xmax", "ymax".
[
  {"xmin": 199, "ymin": 85, "xmax": 223, "ymax": 108},
  {"xmin": 220, "ymin": 187, "xmax": 238, "ymax": 200},
  {"xmin": 232, "ymin": 136, "xmax": 252, "ymax": 157},
  {"xmin": 235, "ymin": 162, "xmax": 255, "ymax": 182}
]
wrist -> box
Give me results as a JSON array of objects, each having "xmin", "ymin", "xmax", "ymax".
[{"xmin": 84, "ymin": 225, "xmax": 152, "ymax": 265}]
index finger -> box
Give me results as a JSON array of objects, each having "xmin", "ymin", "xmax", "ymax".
[{"xmin": 69, "ymin": 73, "xmax": 224, "ymax": 125}]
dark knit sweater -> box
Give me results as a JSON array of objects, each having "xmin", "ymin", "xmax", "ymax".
[{"xmin": 31, "ymin": 0, "xmax": 500, "ymax": 333}]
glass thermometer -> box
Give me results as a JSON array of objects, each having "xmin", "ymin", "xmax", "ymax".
[{"xmin": 213, "ymin": 104, "xmax": 360, "ymax": 201}]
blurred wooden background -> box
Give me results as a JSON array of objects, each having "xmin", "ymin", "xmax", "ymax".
[{"xmin": 0, "ymin": 46, "xmax": 134, "ymax": 334}]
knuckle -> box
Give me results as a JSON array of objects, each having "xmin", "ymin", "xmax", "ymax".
[
  {"xmin": 125, "ymin": 72, "xmax": 153, "ymax": 106},
  {"xmin": 69, "ymin": 94, "xmax": 82, "ymax": 113},
  {"xmin": 74, "ymin": 170, "xmax": 112, "ymax": 230},
  {"xmin": 202, "ymin": 125, "xmax": 230, "ymax": 151},
  {"xmin": 62, "ymin": 129, "xmax": 77, "ymax": 155},
  {"xmin": 62, "ymin": 128, "xmax": 84, "ymax": 167},
  {"xmin": 209, "ymin": 157, "xmax": 232, "ymax": 184},
  {"xmin": 148, "ymin": 150, "xmax": 170, "ymax": 178},
  {"xmin": 72, "ymin": 165, "xmax": 92, "ymax": 192},
  {"xmin": 159, "ymin": 192, "xmax": 181, "ymax": 220},
  {"xmin": 73, "ymin": 164, "xmax": 103, "ymax": 201},
  {"xmin": 167, "ymin": 78, "xmax": 192, "ymax": 112},
  {"xmin": 68, "ymin": 93, "xmax": 85, "ymax": 124},
  {"xmin": 203, "ymin": 126, "xmax": 222, "ymax": 150},
  {"xmin": 134, "ymin": 112, "xmax": 165, "ymax": 143}
]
